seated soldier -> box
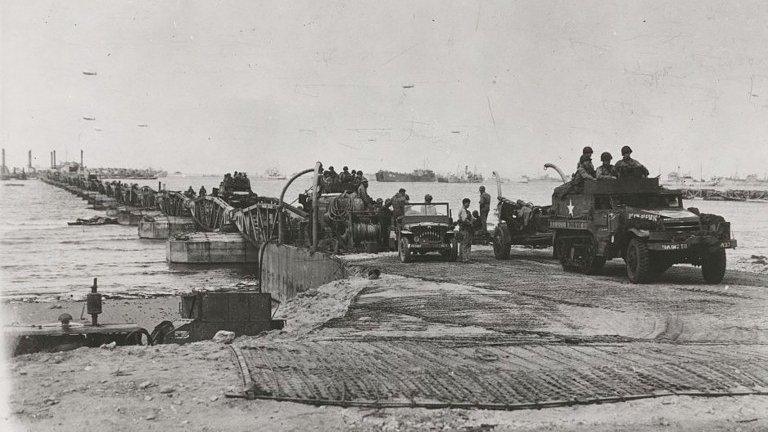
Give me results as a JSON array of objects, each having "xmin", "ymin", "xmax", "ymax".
[
  {"xmin": 596, "ymin": 152, "xmax": 617, "ymax": 179},
  {"xmin": 572, "ymin": 154, "xmax": 596, "ymax": 181},
  {"xmin": 614, "ymin": 145, "xmax": 649, "ymax": 180},
  {"xmin": 424, "ymin": 194, "xmax": 437, "ymax": 215}
]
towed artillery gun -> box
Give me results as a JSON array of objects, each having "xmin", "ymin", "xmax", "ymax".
[
  {"xmin": 549, "ymin": 174, "xmax": 736, "ymax": 283},
  {"xmin": 490, "ymin": 171, "xmax": 553, "ymax": 259}
]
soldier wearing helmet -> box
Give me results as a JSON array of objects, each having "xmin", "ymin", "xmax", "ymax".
[
  {"xmin": 573, "ymin": 153, "xmax": 597, "ymax": 181},
  {"xmin": 577, "ymin": 146, "xmax": 596, "ymax": 176},
  {"xmin": 478, "ymin": 185, "xmax": 491, "ymax": 234},
  {"xmin": 614, "ymin": 146, "xmax": 649, "ymax": 180},
  {"xmin": 596, "ymin": 152, "xmax": 617, "ymax": 179},
  {"xmin": 424, "ymin": 194, "xmax": 437, "ymax": 215}
]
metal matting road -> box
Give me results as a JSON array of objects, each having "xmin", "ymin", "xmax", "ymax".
[{"xmin": 238, "ymin": 340, "xmax": 768, "ymax": 408}]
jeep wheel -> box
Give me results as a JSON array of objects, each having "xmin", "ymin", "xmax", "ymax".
[
  {"xmin": 398, "ymin": 237, "xmax": 412, "ymax": 263},
  {"xmin": 701, "ymin": 248, "xmax": 726, "ymax": 284},
  {"xmin": 581, "ymin": 237, "xmax": 605, "ymax": 275},
  {"xmin": 626, "ymin": 238, "xmax": 651, "ymax": 283}
]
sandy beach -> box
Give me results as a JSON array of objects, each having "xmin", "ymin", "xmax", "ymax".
[{"xmin": 5, "ymin": 247, "xmax": 768, "ymax": 431}]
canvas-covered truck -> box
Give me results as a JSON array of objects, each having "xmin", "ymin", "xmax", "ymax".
[{"xmin": 549, "ymin": 177, "xmax": 736, "ymax": 284}]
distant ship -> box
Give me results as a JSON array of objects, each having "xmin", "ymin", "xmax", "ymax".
[
  {"xmin": 663, "ymin": 172, "xmax": 720, "ymax": 188},
  {"xmin": 263, "ymin": 168, "xmax": 286, "ymax": 180},
  {"xmin": 526, "ymin": 173, "xmax": 562, "ymax": 183},
  {"xmin": 436, "ymin": 166, "xmax": 483, "ymax": 183},
  {"xmin": 375, "ymin": 169, "xmax": 437, "ymax": 182},
  {"xmin": 719, "ymin": 174, "xmax": 768, "ymax": 187}
]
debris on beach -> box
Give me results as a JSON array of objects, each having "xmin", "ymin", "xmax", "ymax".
[{"xmin": 67, "ymin": 216, "xmax": 118, "ymax": 226}]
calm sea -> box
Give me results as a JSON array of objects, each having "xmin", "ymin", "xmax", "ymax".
[{"xmin": 0, "ymin": 174, "xmax": 766, "ymax": 301}]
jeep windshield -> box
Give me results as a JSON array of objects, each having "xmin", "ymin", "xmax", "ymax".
[
  {"xmin": 610, "ymin": 194, "xmax": 682, "ymax": 209},
  {"xmin": 404, "ymin": 203, "xmax": 449, "ymax": 216}
]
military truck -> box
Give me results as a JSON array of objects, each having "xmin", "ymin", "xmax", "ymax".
[
  {"xmin": 397, "ymin": 202, "xmax": 458, "ymax": 262},
  {"xmin": 549, "ymin": 177, "xmax": 736, "ymax": 283}
]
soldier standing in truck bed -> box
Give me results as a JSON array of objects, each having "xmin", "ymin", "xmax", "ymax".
[{"xmin": 614, "ymin": 145, "xmax": 649, "ymax": 180}]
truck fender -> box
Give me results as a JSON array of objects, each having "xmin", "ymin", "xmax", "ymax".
[{"xmin": 628, "ymin": 228, "xmax": 650, "ymax": 238}]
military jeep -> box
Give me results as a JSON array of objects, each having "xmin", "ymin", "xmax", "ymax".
[
  {"xmin": 549, "ymin": 177, "xmax": 736, "ymax": 283},
  {"xmin": 397, "ymin": 203, "xmax": 458, "ymax": 262}
]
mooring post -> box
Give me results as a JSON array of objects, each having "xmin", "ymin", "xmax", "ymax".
[
  {"xmin": 311, "ymin": 161, "xmax": 322, "ymax": 252},
  {"xmin": 87, "ymin": 278, "xmax": 102, "ymax": 326}
]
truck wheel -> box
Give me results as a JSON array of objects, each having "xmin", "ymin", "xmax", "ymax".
[
  {"xmin": 398, "ymin": 237, "xmax": 412, "ymax": 263},
  {"xmin": 555, "ymin": 237, "xmax": 572, "ymax": 271},
  {"xmin": 626, "ymin": 238, "xmax": 651, "ymax": 283},
  {"xmin": 581, "ymin": 237, "xmax": 606, "ymax": 275},
  {"xmin": 701, "ymin": 249, "xmax": 726, "ymax": 284},
  {"xmin": 493, "ymin": 238, "xmax": 511, "ymax": 260}
]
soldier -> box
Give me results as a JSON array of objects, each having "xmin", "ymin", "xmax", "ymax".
[
  {"xmin": 458, "ymin": 198, "xmax": 473, "ymax": 262},
  {"xmin": 184, "ymin": 186, "xmax": 196, "ymax": 198},
  {"xmin": 357, "ymin": 180, "xmax": 372, "ymax": 206},
  {"xmin": 573, "ymin": 154, "xmax": 597, "ymax": 181},
  {"xmin": 596, "ymin": 152, "xmax": 617, "ymax": 179},
  {"xmin": 378, "ymin": 198, "xmax": 393, "ymax": 249},
  {"xmin": 391, "ymin": 188, "xmax": 409, "ymax": 219},
  {"xmin": 578, "ymin": 146, "xmax": 596, "ymax": 177},
  {"xmin": 424, "ymin": 194, "xmax": 437, "ymax": 215},
  {"xmin": 339, "ymin": 166, "xmax": 352, "ymax": 191},
  {"xmin": 614, "ymin": 145, "xmax": 649, "ymax": 180},
  {"xmin": 327, "ymin": 166, "xmax": 338, "ymax": 181},
  {"xmin": 478, "ymin": 185, "xmax": 491, "ymax": 233},
  {"xmin": 198, "ymin": 185, "xmax": 207, "ymax": 197}
]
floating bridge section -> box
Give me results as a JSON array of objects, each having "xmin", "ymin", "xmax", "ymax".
[{"xmin": 40, "ymin": 167, "xmax": 346, "ymax": 300}]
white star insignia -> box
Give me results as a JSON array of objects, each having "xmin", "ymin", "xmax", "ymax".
[{"xmin": 567, "ymin": 199, "xmax": 575, "ymax": 216}]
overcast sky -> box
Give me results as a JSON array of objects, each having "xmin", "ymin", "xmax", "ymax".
[{"xmin": 2, "ymin": 1, "xmax": 768, "ymax": 178}]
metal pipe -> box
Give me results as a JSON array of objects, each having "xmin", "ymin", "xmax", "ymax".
[
  {"xmin": 544, "ymin": 163, "xmax": 568, "ymax": 183},
  {"xmin": 492, "ymin": 170, "xmax": 503, "ymax": 199},
  {"xmin": 277, "ymin": 168, "xmax": 315, "ymax": 244},
  {"xmin": 53, "ymin": 150, "xmax": 56, "ymax": 168},
  {"xmin": 311, "ymin": 162, "xmax": 322, "ymax": 252},
  {"xmin": 28, "ymin": 150, "xmax": 32, "ymax": 169}
]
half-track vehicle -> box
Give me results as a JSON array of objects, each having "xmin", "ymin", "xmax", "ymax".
[
  {"xmin": 549, "ymin": 177, "xmax": 736, "ymax": 283},
  {"xmin": 397, "ymin": 202, "xmax": 458, "ymax": 262}
]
